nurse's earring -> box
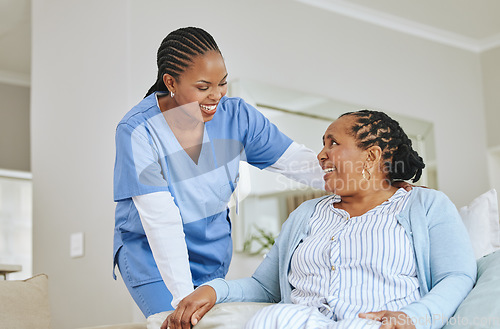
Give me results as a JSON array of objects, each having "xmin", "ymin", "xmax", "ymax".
[{"xmin": 170, "ymin": 91, "xmax": 175, "ymax": 98}]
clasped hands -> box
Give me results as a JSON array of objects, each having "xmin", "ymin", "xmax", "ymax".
[{"xmin": 162, "ymin": 286, "xmax": 216, "ymax": 329}]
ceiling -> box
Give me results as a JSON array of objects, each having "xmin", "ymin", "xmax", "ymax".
[
  {"xmin": 1, "ymin": 0, "xmax": 500, "ymax": 85},
  {"xmin": 346, "ymin": 0, "xmax": 500, "ymax": 40},
  {"xmin": 297, "ymin": 0, "xmax": 500, "ymax": 51}
]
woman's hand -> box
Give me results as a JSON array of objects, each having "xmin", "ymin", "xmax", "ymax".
[
  {"xmin": 161, "ymin": 286, "xmax": 217, "ymax": 329},
  {"xmin": 359, "ymin": 310, "xmax": 416, "ymax": 329}
]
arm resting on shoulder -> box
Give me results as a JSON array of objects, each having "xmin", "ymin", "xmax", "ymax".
[{"xmin": 266, "ymin": 142, "xmax": 325, "ymax": 190}]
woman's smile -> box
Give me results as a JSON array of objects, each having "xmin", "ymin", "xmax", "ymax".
[{"xmin": 322, "ymin": 166, "xmax": 337, "ymax": 181}]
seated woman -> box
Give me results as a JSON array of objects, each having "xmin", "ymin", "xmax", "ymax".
[{"xmin": 163, "ymin": 110, "xmax": 477, "ymax": 329}]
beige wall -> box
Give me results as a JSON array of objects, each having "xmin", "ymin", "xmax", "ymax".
[
  {"xmin": 0, "ymin": 82, "xmax": 30, "ymax": 171},
  {"xmin": 31, "ymin": 0, "xmax": 491, "ymax": 328},
  {"xmin": 481, "ymin": 46, "xmax": 500, "ymax": 148}
]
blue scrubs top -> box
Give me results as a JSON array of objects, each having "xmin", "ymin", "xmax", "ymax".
[{"xmin": 113, "ymin": 94, "xmax": 292, "ymax": 288}]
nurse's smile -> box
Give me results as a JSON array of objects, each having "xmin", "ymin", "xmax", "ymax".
[{"xmin": 199, "ymin": 103, "xmax": 218, "ymax": 115}]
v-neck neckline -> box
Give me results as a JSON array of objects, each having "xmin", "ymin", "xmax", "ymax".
[{"xmin": 155, "ymin": 93, "xmax": 209, "ymax": 166}]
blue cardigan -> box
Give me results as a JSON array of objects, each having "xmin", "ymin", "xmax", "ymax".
[{"xmin": 207, "ymin": 188, "xmax": 477, "ymax": 329}]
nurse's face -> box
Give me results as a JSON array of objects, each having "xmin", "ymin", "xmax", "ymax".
[{"xmin": 164, "ymin": 51, "xmax": 228, "ymax": 123}]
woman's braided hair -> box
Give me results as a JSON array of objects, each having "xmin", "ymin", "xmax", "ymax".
[
  {"xmin": 145, "ymin": 27, "xmax": 221, "ymax": 97},
  {"xmin": 341, "ymin": 110, "xmax": 425, "ymax": 183}
]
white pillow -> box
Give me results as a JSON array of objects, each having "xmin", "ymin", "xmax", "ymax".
[{"xmin": 459, "ymin": 189, "xmax": 500, "ymax": 259}]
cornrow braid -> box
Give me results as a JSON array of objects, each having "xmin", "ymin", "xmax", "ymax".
[
  {"xmin": 145, "ymin": 27, "xmax": 221, "ymax": 97},
  {"xmin": 340, "ymin": 110, "xmax": 425, "ymax": 183}
]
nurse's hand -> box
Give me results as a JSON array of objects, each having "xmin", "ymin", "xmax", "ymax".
[
  {"xmin": 392, "ymin": 181, "xmax": 416, "ymax": 192},
  {"xmin": 161, "ymin": 286, "xmax": 216, "ymax": 329}
]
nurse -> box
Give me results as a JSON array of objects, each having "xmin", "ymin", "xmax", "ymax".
[{"xmin": 113, "ymin": 26, "xmax": 324, "ymax": 317}]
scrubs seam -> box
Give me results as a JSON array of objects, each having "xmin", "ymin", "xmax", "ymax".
[{"xmin": 122, "ymin": 248, "xmax": 151, "ymax": 316}]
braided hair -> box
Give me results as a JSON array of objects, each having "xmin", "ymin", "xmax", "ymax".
[
  {"xmin": 145, "ymin": 27, "xmax": 221, "ymax": 97},
  {"xmin": 340, "ymin": 110, "xmax": 425, "ymax": 183}
]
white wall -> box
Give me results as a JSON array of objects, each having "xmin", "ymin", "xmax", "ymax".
[
  {"xmin": 31, "ymin": 0, "xmax": 491, "ymax": 328},
  {"xmin": 32, "ymin": 0, "xmax": 135, "ymax": 328},
  {"xmin": 481, "ymin": 46, "xmax": 500, "ymax": 149}
]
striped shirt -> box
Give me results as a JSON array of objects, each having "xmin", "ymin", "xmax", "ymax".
[{"xmin": 288, "ymin": 188, "xmax": 420, "ymax": 321}]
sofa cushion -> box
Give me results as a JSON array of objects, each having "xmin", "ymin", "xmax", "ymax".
[
  {"xmin": 442, "ymin": 249, "xmax": 500, "ymax": 328},
  {"xmin": 0, "ymin": 273, "xmax": 50, "ymax": 329},
  {"xmin": 147, "ymin": 302, "xmax": 272, "ymax": 329}
]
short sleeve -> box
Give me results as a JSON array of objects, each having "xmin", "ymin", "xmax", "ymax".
[
  {"xmin": 113, "ymin": 122, "xmax": 169, "ymax": 201},
  {"xmin": 237, "ymin": 99, "xmax": 293, "ymax": 169}
]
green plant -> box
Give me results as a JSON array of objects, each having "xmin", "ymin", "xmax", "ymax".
[{"xmin": 243, "ymin": 226, "xmax": 276, "ymax": 255}]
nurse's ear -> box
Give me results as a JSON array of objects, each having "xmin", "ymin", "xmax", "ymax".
[{"xmin": 163, "ymin": 73, "xmax": 177, "ymax": 95}]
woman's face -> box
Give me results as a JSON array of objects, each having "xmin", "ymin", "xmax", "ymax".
[
  {"xmin": 317, "ymin": 115, "xmax": 367, "ymax": 195},
  {"xmin": 167, "ymin": 50, "xmax": 228, "ymax": 122}
]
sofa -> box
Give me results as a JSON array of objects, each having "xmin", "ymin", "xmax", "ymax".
[
  {"xmin": 2, "ymin": 190, "xmax": 499, "ymax": 329},
  {"xmin": 0, "ymin": 273, "xmax": 50, "ymax": 329},
  {"xmin": 2, "ymin": 249, "xmax": 500, "ymax": 329},
  {"xmin": 147, "ymin": 249, "xmax": 500, "ymax": 329},
  {"xmin": 0, "ymin": 272, "xmax": 268, "ymax": 329}
]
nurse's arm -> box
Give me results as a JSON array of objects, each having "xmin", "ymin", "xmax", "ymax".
[
  {"xmin": 265, "ymin": 142, "xmax": 324, "ymax": 190},
  {"xmin": 133, "ymin": 191, "xmax": 194, "ymax": 308}
]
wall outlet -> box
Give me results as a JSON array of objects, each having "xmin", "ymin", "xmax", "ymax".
[{"xmin": 70, "ymin": 232, "xmax": 85, "ymax": 258}]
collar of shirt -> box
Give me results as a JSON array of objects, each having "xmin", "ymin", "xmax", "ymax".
[{"xmin": 328, "ymin": 188, "xmax": 409, "ymax": 217}]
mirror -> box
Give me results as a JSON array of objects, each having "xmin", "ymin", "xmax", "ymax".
[{"xmin": 227, "ymin": 79, "xmax": 437, "ymax": 255}]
